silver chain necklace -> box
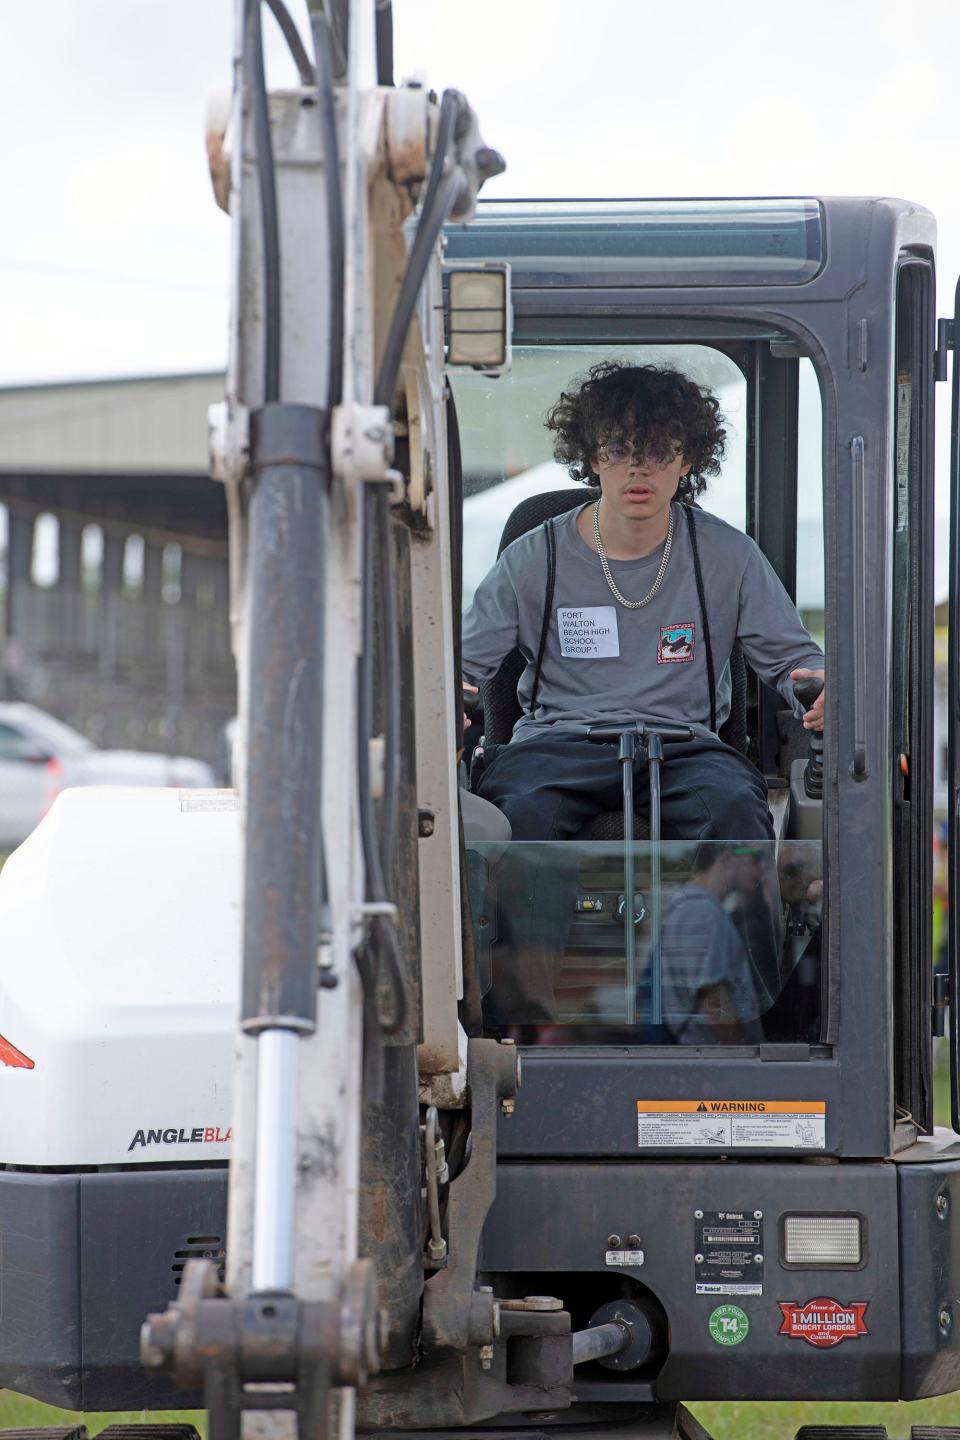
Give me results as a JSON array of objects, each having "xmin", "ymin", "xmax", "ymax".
[{"xmin": 592, "ymin": 499, "xmax": 675, "ymax": 609}]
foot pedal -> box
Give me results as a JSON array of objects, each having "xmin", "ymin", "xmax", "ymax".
[
  {"xmin": 0, "ymin": 1431, "xmax": 89, "ymax": 1440},
  {"xmin": 797, "ymin": 1431, "xmax": 889, "ymax": 1440},
  {"xmin": 98, "ymin": 1429, "xmax": 201, "ymax": 1440}
]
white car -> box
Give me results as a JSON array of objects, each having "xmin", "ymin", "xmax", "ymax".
[{"xmin": 0, "ymin": 703, "xmax": 216, "ymax": 850}]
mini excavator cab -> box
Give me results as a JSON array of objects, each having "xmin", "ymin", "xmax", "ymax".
[{"xmin": 433, "ymin": 197, "xmax": 960, "ymax": 1413}]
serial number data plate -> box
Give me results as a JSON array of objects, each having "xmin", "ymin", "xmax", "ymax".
[
  {"xmin": 695, "ymin": 1209, "xmax": 763, "ymax": 1296},
  {"xmin": 636, "ymin": 1100, "xmax": 825, "ymax": 1150}
]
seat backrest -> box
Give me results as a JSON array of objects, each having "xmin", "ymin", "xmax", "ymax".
[
  {"xmin": 480, "ymin": 488, "xmax": 595, "ymax": 745},
  {"xmin": 478, "ymin": 488, "xmax": 749, "ymax": 754}
]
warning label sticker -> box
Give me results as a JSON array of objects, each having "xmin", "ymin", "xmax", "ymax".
[
  {"xmin": 636, "ymin": 1100, "xmax": 825, "ymax": 1150},
  {"xmin": 696, "ymin": 1209, "xmax": 763, "ymax": 1296}
]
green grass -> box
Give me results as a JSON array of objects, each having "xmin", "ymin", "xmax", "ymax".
[
  {"xmin": 0, "ymin": 1398, "xmax": 205, "ymax": 1437},
  {"xmin": 691, "ymin": 1398, "xmax": 960, "ymax": 1440}
]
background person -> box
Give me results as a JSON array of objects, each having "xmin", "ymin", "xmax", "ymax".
[{"xmin": 657, "ymin": 843, "xmax": 769, "ymax": 1044}]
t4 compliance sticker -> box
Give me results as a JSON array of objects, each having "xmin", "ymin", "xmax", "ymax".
[
  {"xmin": 708, "ymin": 1304, "xmax": 749, "ymax": 1346},
  {"xmin": 636, "ymin": 1100, "xmax": 825, "ymax": 1150}
]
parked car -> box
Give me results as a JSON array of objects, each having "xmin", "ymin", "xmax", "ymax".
[
  {"xmin": 215, "ymin": 715, "xmax": 239, "ymax": 788},
  {"xmin": 0, "ymin": 703, "xmax": 216, "ymax": 849}
]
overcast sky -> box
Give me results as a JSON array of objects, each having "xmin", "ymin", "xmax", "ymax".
[
  {"xmin": 3, "ymin": 0, "xmax": 960, "ymax": 583},
  {"xmin": 5, "ymin": 0, "xmax": 960, "ymax": 384}
]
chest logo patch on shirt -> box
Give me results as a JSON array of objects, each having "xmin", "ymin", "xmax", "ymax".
[
  {"xmin": 557, "ymin": 606, "xmax": 620, "ymax": 659},
  {"xmin": 658, "ymin": 622, "xmax": 695, "ymax": 664}
]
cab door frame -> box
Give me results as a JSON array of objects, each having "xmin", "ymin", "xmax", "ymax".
[
  {"xmin": 890, "ymin": 253, "xmax": 936, "ymax": 1132},
  {"xmin": 946, "ymin": 273, "xmax": 960, "ymax": 1131}
]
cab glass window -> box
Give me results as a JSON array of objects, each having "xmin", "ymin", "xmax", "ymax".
[
  {"xmin": 796, "ymin": 358, "xmax": 824, "ymax": 646},
  {"xmin": 455, "ymin": 338, "xmax": 825, "ymax": 1048}
]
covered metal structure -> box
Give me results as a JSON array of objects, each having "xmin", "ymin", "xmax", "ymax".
[{"xmin": 0, "ymin": 372, "xmax": 233, "ymax": 764}]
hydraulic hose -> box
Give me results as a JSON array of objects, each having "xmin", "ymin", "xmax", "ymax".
[
  {"xmin": 262, "ymin": 0, "xmax": 314, "ymax": 86},
  {"xmin": 303, "ymin": 4, "xmax": 346, "ymax": 954},
  {"xmin": 378, "ymin": 487, "xmax": 401, "ymax": 879},
  {"xmin": 245, "ymin": 0, "xmax": 281, "ymax": 403},
  {"xmin": 320, "ymin": 0, "xmax": 349, "ymax": 80},
  {"xmin": 357, "ymin": 484, "xmax": 408, "ymax": 1038},
  {"xmin": 375, "ymin": 0, "xmax": 394, "ymax": 87},
  {"xmin": 373, "ymin": 90, "xmax": 467, "ymax": 409},
  {"xmin": 416, "ymin": 89, "xmax": 463, "ymax": 235},
  {"xmin": 309, "ymin": 8, "xmax": 345, "ymax": 409}
]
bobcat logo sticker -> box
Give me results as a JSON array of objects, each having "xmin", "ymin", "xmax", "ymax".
[{"xmin": 658, "ymin": 622, "xmax": 695, "ymax": 664}]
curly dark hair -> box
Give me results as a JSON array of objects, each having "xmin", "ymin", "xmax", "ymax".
[{"xmin": 544, "ymin": 360, "xmax": 727, "ymax": 500}]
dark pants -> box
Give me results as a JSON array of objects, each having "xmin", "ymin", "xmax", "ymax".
[
  {"xmin": 473, "ymin": 734, "xmax": 777, "ymax": 1028},
  {"xmin": 475, "ymin": 734, "xmax": 773, "ymax": 843}
]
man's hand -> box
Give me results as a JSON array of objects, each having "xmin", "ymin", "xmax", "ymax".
[
  {"xmin": 791, "ymin": 668, "xmax": 825, "ymax": 732},
  {"xmin": 462, "ymin": 682, "xmax": 479, "ymax": 734},
  {"xmin": 456, "ymin": 683, "xmax": 479, "ymax": 765}
]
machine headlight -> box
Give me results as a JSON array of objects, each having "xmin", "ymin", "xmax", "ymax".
[
  {"xmin": 445, "ymin": 264, "xmax": 512, "ymax": 371},
  {"xmin": 782, "ymin": 1214, "xmax": 863, "ymax": 1266}
]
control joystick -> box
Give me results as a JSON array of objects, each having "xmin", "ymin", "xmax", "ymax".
[{"xmin": 793, "ymin": 676, "xmax": 824, "ymax": 800}]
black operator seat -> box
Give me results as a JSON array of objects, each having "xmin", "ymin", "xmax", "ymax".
[{"xmin": 476, "ymin": 487, "xmax": 749, "ymax": 841}]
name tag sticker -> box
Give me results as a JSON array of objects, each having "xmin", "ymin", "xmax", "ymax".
[{"xmin": 557, "ymin": 606, "xmax": 620, "ymax": 659}]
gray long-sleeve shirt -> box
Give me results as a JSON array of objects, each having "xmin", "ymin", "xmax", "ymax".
[{"xmin": 462, "ymin": 501, "xmax": 823, "ymax": 743}]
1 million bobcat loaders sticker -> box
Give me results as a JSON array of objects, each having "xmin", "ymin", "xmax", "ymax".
[
  {"xmin": 636, "ymin": 1099, "xmax": 825, "ymax": 1149},
  {"xmin": 778, "ymin": 1297, "xmax": 869, "ymax": 1348}
]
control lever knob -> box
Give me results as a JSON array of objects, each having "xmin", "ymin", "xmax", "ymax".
[
  {"xmin": 793, "ymin": 677, "xmax": 824, "ymax": 799},
  {"xmin": 793, "ymin": 676, "xmax": 824, "ymax": 711}
]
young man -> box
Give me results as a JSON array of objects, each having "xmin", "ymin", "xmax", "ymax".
[{"xmin": 463, "ymin": 361, "xmax": 824, "ymax": 846}]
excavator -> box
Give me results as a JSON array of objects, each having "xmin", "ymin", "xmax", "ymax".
[{"xmin": 0, "ymin": 4, "xmax": 960, "ymax": 1440}]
